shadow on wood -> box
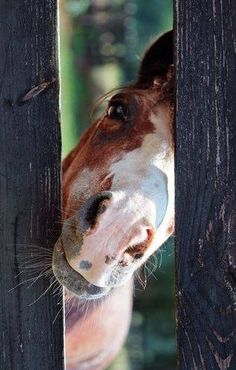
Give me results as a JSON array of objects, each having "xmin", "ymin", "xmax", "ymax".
[
  {"xmin": 0, "ymin": 1, "xmax": 64, "ymax": 369},
  {"xmin": 175, "ymin": 0, "xmax": 236, "ymax": 369}
]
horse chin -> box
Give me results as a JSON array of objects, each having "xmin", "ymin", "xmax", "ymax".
[{"xmin": 52, "ymin": 239, "xmax": 112, "ymax": 300}]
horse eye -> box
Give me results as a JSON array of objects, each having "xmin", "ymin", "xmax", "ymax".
[{"xmin": 107, "ymin": 103, "xmax": 128, "ymax": 121}]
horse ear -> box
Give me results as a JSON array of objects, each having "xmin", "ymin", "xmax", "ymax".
[{"xmin": 137, "ymin": 30, "xmax": 173, "ymax": 87}]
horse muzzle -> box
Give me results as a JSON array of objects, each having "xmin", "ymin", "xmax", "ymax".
[
  {"xmin": 52, "ymin": 191, "xmax": 156, "ymax": 293},
  {"xmin": 52, "ymin": 237, "xmax": 111, "ymax": 299}
]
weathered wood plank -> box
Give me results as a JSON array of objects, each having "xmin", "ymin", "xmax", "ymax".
[
  {"xmin": 175, "ymin": 1, "xmax": 236, "ymax": 369},
  {"xmin": 0, "ymin": 1, "xmax": 64, "ymax": 369}
]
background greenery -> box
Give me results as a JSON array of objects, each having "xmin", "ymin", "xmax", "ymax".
[{"xmin": 60, "ymin": 1, "xmax": 175, "ymax": 368}]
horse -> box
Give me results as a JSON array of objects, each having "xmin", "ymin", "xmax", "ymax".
[{"xmin": 52, "ymin": 30, "xmax": 174, "ymax": 370}]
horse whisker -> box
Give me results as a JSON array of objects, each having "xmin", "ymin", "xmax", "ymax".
[{"xmin": 28, "ymin": 278, "xmax": 58, "ymax": 306}]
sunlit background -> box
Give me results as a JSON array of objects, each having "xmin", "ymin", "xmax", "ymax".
[{"xmin": 60, "ymin": 1, "xmax": 175, "ymax": 369}]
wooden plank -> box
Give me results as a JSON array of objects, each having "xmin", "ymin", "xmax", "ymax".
[
  {"xmin": 175, "ymin": 1, "xmax": 236, "ymax": 369},
  {"xmin": 0, "ymin": 1, "xmax": 64, "ymax": 369}
]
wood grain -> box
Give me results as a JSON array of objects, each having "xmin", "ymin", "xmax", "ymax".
[
  {"xmin": 0, "ymin": 1, "xmax": 64, "ymax": 369},
  {"xmin": 175, "ymin": 1, "xmax": 236, "ymax": 369}
]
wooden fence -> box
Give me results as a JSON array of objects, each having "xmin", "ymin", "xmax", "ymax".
[
  {"xmin": 0, "ymin": 1, "xmax": 64, "ymax": 369},
  {"xmin": 0, "ymin": 0, "xmax": 235, "ymax": 369},
  {"xmin": 175, "ymin": 0, "xmax": 236, "ymax": 369}
]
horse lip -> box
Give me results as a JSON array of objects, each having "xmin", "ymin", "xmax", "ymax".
[{"xmin": 52, "ymin": 238, "xmax": 111, "ymax": 300}]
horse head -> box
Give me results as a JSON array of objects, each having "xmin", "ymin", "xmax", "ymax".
[{"xmin": 53, "ymin": 31, "xmax": 174, "ymax": 300}]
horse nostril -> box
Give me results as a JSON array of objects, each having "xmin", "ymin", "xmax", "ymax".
[
  {"xmin": 125, "ymin": 228, "xmax": 154, "ymax": 260},
  {"xmin": 78, "ymin": 191, "xmax": 112, "ymax": 232}
]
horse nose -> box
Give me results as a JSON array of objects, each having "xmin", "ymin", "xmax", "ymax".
[
  {"xmin": 78, "ymin": 191, "xmax": 113, "ymax": 232},
  {"xmin": 123, "ymin": 227, "xmax": 154, "ymax": 261}
]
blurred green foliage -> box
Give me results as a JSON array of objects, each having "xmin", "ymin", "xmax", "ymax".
[
  {"xmin": 60, "ymin": 1, "xmax": 175, "ymax": 369},
  {"xmin": 60, "ymin": 0, "xmax": 173, "ymax": 154}
]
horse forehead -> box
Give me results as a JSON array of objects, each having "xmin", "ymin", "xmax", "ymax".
[{"xmin": 111, "ymin": 109, "xmax": 172, "ymax": 160}]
